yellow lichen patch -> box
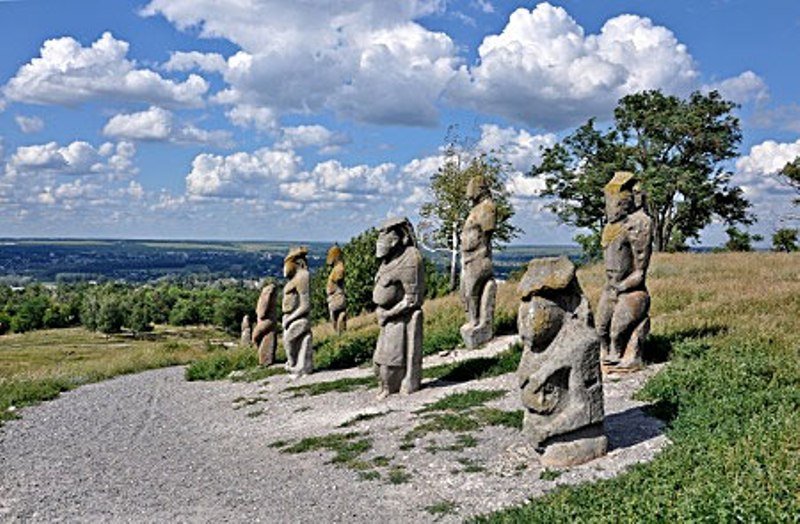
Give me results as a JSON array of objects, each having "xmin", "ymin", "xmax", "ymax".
[
  {"xmin": 602, "ymin": 222, "xmax": 626, "ymax": 248},
  {"xmin": 604, "ymin": 171, "xmax": 637, "ymax": 196}
]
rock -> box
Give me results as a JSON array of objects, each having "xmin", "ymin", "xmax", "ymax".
[
  {"xmin": 240, "ymin": 314, "xmax": 252, "ymax": 347},
  {"xmin": 460, "ymin": 175, "xmax": 497, "ymax": 350},
  {"xmin": 516, "ymin": 256, "xmax": 607, "ymax": 467},
  {"xmin": 373, "ymin": 217, "xmax": 425, "ymax": 397},
  {"xmin": 326, "ymin": 244, "xmax": 347, "ymax": 335},
  {"xmin": 597, "ymin": 172, "xmax": 653, "ymax": 372},
  {"xmin": 282, "ymin": 247, "xmax": 313, "ymax": 377}
]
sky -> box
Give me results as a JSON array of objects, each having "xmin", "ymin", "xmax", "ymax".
[{"xmin": 0, "ymin": 0, "xmax": 798, "ymax": 246}]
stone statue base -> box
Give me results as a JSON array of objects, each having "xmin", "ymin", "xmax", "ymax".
[
  {"xmin": 538, "ymin": 424, "xmax": 608, "ymax": 468},
  {"xmin": 257, "ymin": 332, "xmax": 276, "ymax": 367},
  {"xmin": 284, "ymin": 332, "xmax": 313, "ymax": 377},
  {"xmin": 460, "ymin": 279, "xmax": 496, "ymax": 349}
]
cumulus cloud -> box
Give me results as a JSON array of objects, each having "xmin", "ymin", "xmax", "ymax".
[
  {"xmin": 275, "ymin": 125, "xmax": 349, "ymax": 154},
  {"xmin": 3, "ymin": 32, "xmax": 208, "ymax": 108},
  {"xmin": 704, "ymin": 71, "xmax": 768, "ymax": 105},
  {"xmin": 225, "ymin": 104, "xmax": 278, "ymax": 132},
  {"xmin": 449, "ymin": 3, "xmax": 699, "ymax": 129},
  {"xmin": 162, "ymin": 51, "xmax": 228, "ymax": 73},
  {"xmin": 185, "ymin": 148, "xmax": 302, "ymax": 198},
  {"xmin": 15, "ymin": 115, "xmax": 45, "ymax": 134},
  {"xmin": 143, "ymin": 0, "xmax": 458, "ymax": 126},
  {"xmin": 5, "ymin": 140, "xmax": 137, "ymax": 180},
  {"xmin": 734, "ymin": 139, "xmax": 800, "ymax": 225},
  {"xmin": 103, "ymin": 106, "xmax": 232, "ymax": 147}
]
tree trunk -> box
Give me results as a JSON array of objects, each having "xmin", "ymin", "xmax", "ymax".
[{"xmin": 449, "ymin": 228, "xmax": 459, "ymax": 291}]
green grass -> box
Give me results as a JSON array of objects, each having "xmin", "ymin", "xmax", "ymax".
[
  {"xmin": 279, "ymin": 431, "xmax": 374, "ymax": 467},
  {"xmin": 426, "ymin": 500, "xmax": 459, "ymax": 519},
  {"xmin": 338, "ymin": 410, "xmax": 392, "ymax": 428},
  {"xmin": 387, "ymin": 465, "xmax": 412, "ymax": 484},
  {"xmin": 417, "ymin": 389, "xmax": 507, "ymax": 413},
  {"xmin": 455, "ymin": 457, "xmax": 486, "ymax": 473},
  {"xmin": 539, "ymin": 469, "xmax": 562, "ymax": 481},
  {"xmin": 0, "ymin": 325, "xmax": 226, "ymax": 426},
  {"xmin": 286, "ymin": 375, "xmax": 376, "ymax": 396}
]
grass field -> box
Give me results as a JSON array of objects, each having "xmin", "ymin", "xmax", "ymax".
[{"xmin": 0, "ymin": 325, "xmax": 227, "ymax": 426}]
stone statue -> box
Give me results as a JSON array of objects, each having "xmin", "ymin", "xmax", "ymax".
[
  {"xmin": 240, "ymin": 314, "xmax": 252, "ymax": 347},
  {"xmin": 516, "ymin": 256, "xmax": 606, "ymax": 467},
  {"xmin": 282, "ymin": 247, "xmax": 313, "ymax": 377},
  {"xmin": 373, "ymin": 217, "xmax": 426, "ymax": 398},
  {"xmin": 460, "ymin": 175, "xmax": 497, "ymax": 349},
  {"xmin": 326, "ymin": 244, "xmax": 347, "ymax": 334},
  {"xmin": 252, "ymin": 283, "xmax": 278, "ymax": 366},
  {"xmin": 597, "ymin": 172, "xmax": 653, "ymax": 372}
]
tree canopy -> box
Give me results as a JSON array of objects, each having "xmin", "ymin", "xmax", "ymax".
[{"xmin": 532, "ymin": 90, "xmax": 752, "ymax": 255}]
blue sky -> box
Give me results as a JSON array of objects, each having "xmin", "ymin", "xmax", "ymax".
[{"xmin": 0, "ymin": 0, "xmax": 798, "ymax": 245}]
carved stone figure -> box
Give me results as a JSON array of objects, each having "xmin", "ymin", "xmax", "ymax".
[
  {"xmin": 460, "ymin": 175, "xmax": 497, "ymax": 349},
  {"xmin": 252, "ymin": 284, "xmax": 278, "ymax": 366},
  {"xmin": 516, "ymin": 256, "xmax": 606, "ymax": 467},
  {"xmin": 240, "ymin": 314, "xmax": 252, "ymax": 347},
  {"xmin": 282, "ymin": 247, "xmax": 313, "ymax": 377},
  {"xmin": 597, "ymin": 172, "xmax": 653, "ymax": 372},
  {"xmin": 326, "ymin": 244, "xmax": 347, "ymax": 334},
  {"xmin": 373, "ymin": 217, "xmax": 426, "ymax": 398}
]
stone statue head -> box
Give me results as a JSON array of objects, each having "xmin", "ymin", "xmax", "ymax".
[
  {"xmin": 466, "ymin": 175, "xmax": 489, "ymax": 203},
  {"xmin": 376, "ymin": 217, "xmax": 417, "ymax": 260},
  {"xmin": 517, "ymin": 257, "xmax": 580, "ymax": 352},
  {"xmin": 284, "ymin": 246, "xmax": 309, "ymax": 278},
  {"xmin": 326, "ymin": 244, "xmax": 343, "ymax": 266},
  {"xmin": 604, "ymin": 171, "xmax": 637, "ymax": 223},
  {"xmin": 633, "ymin": 181, "xmax": 647, "ymax": 211}
]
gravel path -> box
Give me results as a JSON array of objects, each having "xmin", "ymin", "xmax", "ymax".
[{"xmin": 0, "ymin": 337, "xmax": 668, "ymax": 523}]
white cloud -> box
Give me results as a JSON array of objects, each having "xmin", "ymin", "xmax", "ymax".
[
  {"xmin": 449, "ymin": 3, "xmax": 699, "ymax": 129},
  {"xmin": 14, "ymin": 115, "xmax": 44, "ymax": 134},
  {"xmin": 704, "ymin": 71, "xmax": 768, "ymax": 104},
  {"xmin": 225, "ymin": 104, "xmax": 278, "ymax": 133},
  {"xmin": 163, "ymin": 51, "xmax": 227, "ymax": 73},
  {"xmin": 275, "ymin": 125, "xmax": 349, "ymax": 154},
  {"xmin": 185, "ymin": 148, "xmax": 302, "ymax": 198},
  {"xmin": 5, "ymin": 140, "xmax": 137, "ymax": 180},
  {"xmin": 734, "ymin": 139, "xmax": 799, "ymax": 225},
  {"xmin": 472, "ymin": 0, "xmax": 494, "ymax": 14},
  {"xmin": 103, "ymin": 106, "xmax": 233, "ymax": 147},
  {"xmin": 143, "ymin": 0, "xmax": 458, "ymax": 126},
  {"xmin": 477, "ymin": 124, "xmax": 556, "ymax": 174},
  {"xmin": 3, "ymin": 32, "xmax": 208, "ymax": 108}
]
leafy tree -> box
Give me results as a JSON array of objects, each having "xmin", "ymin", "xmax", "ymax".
[
  {"xmin": 723, "ymin": 227, "xmax": 763, "ymax": 252},
  {"xmin": 343, "ymin": 228, "xmax": 380, "ymax": 318},
  {"xmin": 212, "ymin": 286, "xmax": 258, "ymax": 335},
  {"xmin": 419, "ymin": 139, "xmax": 520, "ymax": 289},
  {"xmin": 780, "ymin": 158, "xmax": 800, "ymax": 204},
  {"xmin": 169, "ymin": 297, "xmax": 203, "ymax": 326},
  {"xmin": 96, "ymin": 293, "xmax": 127, "ymax": 334},
  {"xmin": 772, "ymin": 228, "xmax": 798, "ymax": 252},
  {"xmin": 533, "ymin": 90, "xmax": 752, "ymax": 256}
]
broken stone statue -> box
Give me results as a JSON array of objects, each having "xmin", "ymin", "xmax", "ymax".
[
  {"xmin": 373, "ymin": 217, "xmax": 425, "ymax": 398},
  {"xmin": 597, "ymin": 171, "xmax": 653, "ymax": 372},
  {"xmin": 240, "ymin": 314, "xmax": 252, "ymax": 347},
  {"xmin": 460, "ymin": 174, "xmax": 497, "ymax": 349},
  {"xmin": 282, "ymin": 247, "xmax": 313, "ymax": 377},
  {"xmin": 326, "ymin": 244, "xmax": 347, "ymax": 334},
  {"xmin": 252, "ymin": 283, "xmax": 278, "ymax": 366},
  {"xmin": 516, "ymin": 256, "xmax": 606, "ymax": 467}
]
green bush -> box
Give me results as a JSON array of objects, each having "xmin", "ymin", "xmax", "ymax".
[
  {"xmin": 184, "ymin": 348, "xmax": 259, "ymax": 381},
  {"xmin": 313, "ymin": 329, "xmax": 380, "ymax": 370}
]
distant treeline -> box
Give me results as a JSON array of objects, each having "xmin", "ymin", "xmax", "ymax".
[{"xmin": 0, "ymin": 235, "xmax": 452, "ymax": 336}]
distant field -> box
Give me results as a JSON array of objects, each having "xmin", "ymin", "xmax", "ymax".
[{"xmin": 0, "ymin": 237, "xmax": 580, "ymax": 283}]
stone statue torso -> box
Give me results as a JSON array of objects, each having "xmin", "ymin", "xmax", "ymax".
[
  {"xmin": 283, "ymin": 269, "xmax": 309, "ymax": 317},
  {"xmin": 461, "ymin": 198, "xmax": 496, "ymax": 266}
]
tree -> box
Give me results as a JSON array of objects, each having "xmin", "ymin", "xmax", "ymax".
[
  {"xmin": 533, "ymin": 90, "xmax": 752, "ymax": 256},
  {"xmin": 420, "ymin": 134, "xmax": 520, "ymax": 289},
  {"xmin": 723, "ymin": 227, "xmax": 763, "ymax": 252},
  {"xmin": 772, "ymin": 228, "xmax": 798, "ymax": 252},
  {"xmin": 780, "ymin": 158, "xmax": 800, "ymax": 204}
]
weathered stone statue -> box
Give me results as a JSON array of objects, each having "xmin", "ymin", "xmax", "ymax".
[
  {"xmin": 326, "ymin": 244, "xmax": 347, "ymax": 334},
  {"xmin": 282, "ymin": 247, "xmax": 313, "ymax": 377},
  {"xmin": 460, "ymin": 175, "xmax": 497, "ymax": 349},
  {"xmin": 240, "ymin": 314, "xmax": 252, "ymax": 347},
  {"xmin": 252, "ymin": 283, "xmax": 278, "ymax": 366},
  {"xmin": 516, "ymin": 256, "xmax": 606, "ymax": 467},
  {"xmin": 373, "ymin": 217, "xmax": 426, "ymax": 398},
  {"xmin": 597, "ymin": 172, "xmax": 653, "ymax": 372}
]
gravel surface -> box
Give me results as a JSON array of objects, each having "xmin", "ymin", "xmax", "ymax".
[{"xmin": 0, "ymin": 336, "xmax": 668, "ymax": 523}]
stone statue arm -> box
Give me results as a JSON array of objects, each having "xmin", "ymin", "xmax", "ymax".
[
  {"xmin": 376, "ymin": 260, "xmax": 423, "ymax": 326},
  {"xmin": 283, "ymin": 273, "xmax": 310, "ymax": 326},
  {"xmin": 251, "ymin": 318, "xmax": 275, "ymax": 342},
  {"xmin": 615, "ymin": 217, "xmax": 653, "ymax": 293}
]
